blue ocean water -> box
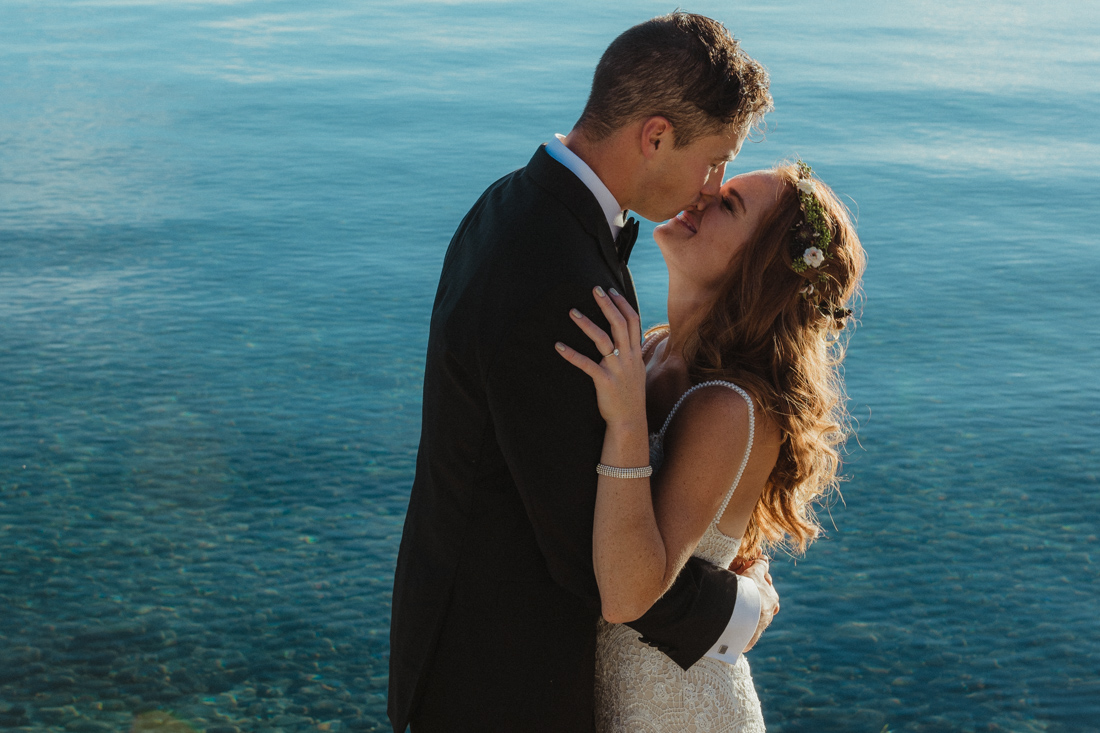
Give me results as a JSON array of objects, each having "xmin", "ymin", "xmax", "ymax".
[{"xmin": 1, "ymin": 1, "xmax": 1097, "ymax": 731}]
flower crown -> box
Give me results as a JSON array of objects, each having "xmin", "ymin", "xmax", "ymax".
[{"xmin": 788, "ymin": 161, "xmax": 851, "ymax": 323}]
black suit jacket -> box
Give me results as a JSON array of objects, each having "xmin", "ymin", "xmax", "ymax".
[{"xmin": 388, "ymin": 146, "xmax": 741, "ymax": 732}]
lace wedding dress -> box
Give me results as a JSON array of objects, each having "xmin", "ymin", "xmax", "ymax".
[{"xmin": 594, "ymin": 378, "xmax": 766, "ymax": 733}]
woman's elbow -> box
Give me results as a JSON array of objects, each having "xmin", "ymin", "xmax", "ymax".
[
  {"xmin": 600, "ymin": 597, "xmax": 650, "ymax": 625},
  {"xmin": 594, "ymin": 560, "xmax": 666, "ymax": 623}
]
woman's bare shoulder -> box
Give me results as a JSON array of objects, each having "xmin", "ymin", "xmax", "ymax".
[
  {"xmin": 659, "ymin": 385, "xmax": 754, "ymax": 489},
  {"xmin": 669, "ymin": 383, "xmax": 752, "ymax": 438}
]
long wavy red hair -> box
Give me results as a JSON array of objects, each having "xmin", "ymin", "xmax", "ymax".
[{"xmin": 651, "ymin": 163, "xmax": 865, "ymax": 559}]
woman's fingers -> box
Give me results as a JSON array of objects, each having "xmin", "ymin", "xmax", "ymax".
[
  {"xmin": 560, "ymin": 287, "xmax": 647, "ymax": 426},
  {"xmin": 592, "ymin": 286, "xmax": 632, "ymax": 352},
  {"xmin": 569, "ymin": 307, "xmax": 616, "ymax": 357},
  {"xmin": 568, "ymin": 285, "xmax": 643, "ymax": 362},
  {"xmin": 555, "ymin": 341, "xmax": 604, "ymax": 380},
  {"xmin": 605, "ymin": 287, "xmax": 642, "ymax": 348}
]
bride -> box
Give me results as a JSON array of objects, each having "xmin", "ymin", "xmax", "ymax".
[{"xmin": 556, "ymin": 161, "xmax": 865, "ymax": 731}]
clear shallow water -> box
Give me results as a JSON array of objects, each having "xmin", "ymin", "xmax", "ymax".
[{"xmin": 1, "ymin": 1, "xmax": 1097, "ymax": 731}]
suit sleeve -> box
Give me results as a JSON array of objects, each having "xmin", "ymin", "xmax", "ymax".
[{"xmin": 484, "ymin": 282, "xmax": 739, "ymax": 670}]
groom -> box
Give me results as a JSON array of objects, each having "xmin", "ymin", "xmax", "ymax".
[{"xmin": 389, "ymin": 12, "xmax": 777, "ymax": 732}]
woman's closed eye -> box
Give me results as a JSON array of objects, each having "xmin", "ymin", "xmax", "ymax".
[{"xmin": 720, "ymin": 188, "xmax": 745, "ymax": 216}]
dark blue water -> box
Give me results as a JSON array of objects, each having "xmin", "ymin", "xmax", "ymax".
[{"xmin": 1, "ymin": 1, "xmax": 1097, "ymax": 731}]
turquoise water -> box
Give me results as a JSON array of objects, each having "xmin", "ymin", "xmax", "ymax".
[{"xmin": 1, "ymin": 1, "xmax": 1097, "ymax": 731}]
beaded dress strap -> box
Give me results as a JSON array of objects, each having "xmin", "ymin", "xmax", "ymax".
[{"xmin": 658, "ymin": 380, "xmax": 755, "ymax": 526}]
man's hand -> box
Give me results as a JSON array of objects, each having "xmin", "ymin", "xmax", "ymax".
[{"xmin": 733, "ymin": 556, "xmax": 779, "ymax": 653}]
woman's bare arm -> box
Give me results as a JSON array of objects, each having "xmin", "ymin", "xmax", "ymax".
[{"xmin": 556, "ymin": 288, "xmax": 761, "ymax": 623}]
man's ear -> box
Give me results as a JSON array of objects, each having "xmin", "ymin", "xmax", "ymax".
[{"xmin": 639, "ymin": 116, "xmax": 674, "ymax": 159}]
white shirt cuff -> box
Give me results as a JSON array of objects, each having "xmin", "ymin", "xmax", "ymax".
[{"xmin": 703, "ymin": 574, "xmax": 761, "ymax": 664}]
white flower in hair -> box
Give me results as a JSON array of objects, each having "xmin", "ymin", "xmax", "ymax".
[
  {"xmin": 800, "ymin": 283, "xmax": 814, "ymax": 295},
  {"xmin": 803, "ymin": 247, "xmax": 825, "ymax": 268},
  {"xmin": 797, "ymin": 178, "xmax": 816, "ymax": 195}
]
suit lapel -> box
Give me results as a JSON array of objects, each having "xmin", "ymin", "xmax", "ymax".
[{"xmin": 525, "ymin": 145, "xmax": 627, "ymax": 293}]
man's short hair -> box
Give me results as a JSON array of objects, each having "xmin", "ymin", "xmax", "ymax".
[{"xmin": 575, "ymin": 12, "xmax": 772, "ymax": 147}]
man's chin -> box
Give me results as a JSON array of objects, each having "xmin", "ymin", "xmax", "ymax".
[
  {"xmin": 645, "ymin": 211, "xmax": 682, "ymax": 224},
  {"xmin": 629, "ymin": 203, "xmax": 679, "ymax": 224}
]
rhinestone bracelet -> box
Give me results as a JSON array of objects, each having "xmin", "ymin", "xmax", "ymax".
[{"xmin": 596, "ymin": 463, "xmax": 653, "ymax": 479}]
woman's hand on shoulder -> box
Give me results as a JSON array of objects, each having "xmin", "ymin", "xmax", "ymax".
[{"xmin": 555, "ymin": 286, "xmax": 646, "ymax": 430}]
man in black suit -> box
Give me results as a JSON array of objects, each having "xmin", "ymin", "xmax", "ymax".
[{"xmin": 389, "ymin": 12, "xmax": 777, "ymax": 732}]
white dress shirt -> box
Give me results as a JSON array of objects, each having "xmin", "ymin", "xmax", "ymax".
[
  {"xmin": 543, "ymin": 134, "xmax": 762, "ymax": 663},
  {"xmin": 545, "ymin": 134, "xmax": 627, "ymax": 239}
]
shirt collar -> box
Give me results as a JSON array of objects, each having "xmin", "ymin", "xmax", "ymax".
[{"xmin": 545, "ymin": 134, "xmax": 627, "ymax": 238}]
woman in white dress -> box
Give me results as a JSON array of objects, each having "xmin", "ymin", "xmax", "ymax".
[{"xmin": 556, "ymin": 161, "xmax": 865, "ymax": 731}]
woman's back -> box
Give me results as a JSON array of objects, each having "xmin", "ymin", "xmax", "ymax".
[{"xmin": 643, "ymin": 328, "xmax": 781, "ymax": 548}]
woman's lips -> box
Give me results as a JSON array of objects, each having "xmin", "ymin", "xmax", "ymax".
[{"xmin": 675, "ymin": 211, "xmax": 698, "ymax": 233}]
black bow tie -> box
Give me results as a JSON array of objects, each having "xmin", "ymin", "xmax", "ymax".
[{"xmin": 616, "ymin": 216, "xmax": 639, "ymax": 265}]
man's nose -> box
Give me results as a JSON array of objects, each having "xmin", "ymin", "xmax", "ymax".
[
  {"xmin": 693, "ymin": 182, "xmax": 725, "ymax": 212},
  {"xmin": 690, "ymin": 192, "xmax": 715, "ymax": 212},
  {"xmin": 701, "ymin": 162, "xmax": 727, "ymax": 196}
]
